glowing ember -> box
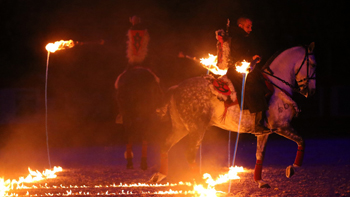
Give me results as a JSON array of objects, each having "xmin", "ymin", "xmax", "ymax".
[
  {"xmin": 235, "ymin": 60, "xmax": 251, "ymax": 74},
  {"xmin": 200, "ymin": 53, "xmax": 228, "ymax": 76},
  {"xmin": 45, "ymin": 40, "xmax": 74, "ymax": 53},
  {"xmin": 0, "ymin": 166, "xmax": 62, "ymax": 196},
  {"xmin": 194, "ymin": 166, "xmax": 244, "ymax": 197}
]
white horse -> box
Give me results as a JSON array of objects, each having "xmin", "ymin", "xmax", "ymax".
[{"xmin": 150, "ymin": 43, "xmax": 316, "ymax": 188}]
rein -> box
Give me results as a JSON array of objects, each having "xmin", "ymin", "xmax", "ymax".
[{"xmin": 262, "ymin": 46, "xmax": 315, "ymax": 97}]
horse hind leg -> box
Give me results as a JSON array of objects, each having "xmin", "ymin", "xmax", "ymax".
[
  {"xmin": 149, "ymin": 125, "xmax": 189, "ymax": 183},
  {"xmin": 125, "ymin": 142, "xmax": 134, "ymax": 169},
  {"xmin": 122, "ymin": 117, "xmax": 135, "ymax": 169},
  {"xmin": 254, "ymin": 134, "xmax": 271, "ymax": 188},
  {"xmin": 185, "ymin": 129, "xmax": 206, "ymax": 182},
  {"xmin": 275, "ymin": 127, "xmax": 305, "ymax": 178},
  {"xmin": 140, "ymin": 118, "xmax": 153, "ymax": 171}
]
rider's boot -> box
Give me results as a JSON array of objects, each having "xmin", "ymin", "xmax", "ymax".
[{"xmin": 255, "ymin": 111, "xmax": 270, "ymax": 134}]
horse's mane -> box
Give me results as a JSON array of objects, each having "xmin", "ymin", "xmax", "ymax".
[
  {"xmin": 261, "ymin": 50, "xmax": 283, "ymax": 71},
  {"xmin": 261, "ymin": 45, "xmax": 306, "ymax": 72}
]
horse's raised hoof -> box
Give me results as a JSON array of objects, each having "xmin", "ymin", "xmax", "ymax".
[
  {"xmin": 256, "ymin": 180, "xmax": 271, "ymax": 188},
  {"xmin": 126, "ymin": 158, "xmax": 134, "ymax": 169},
  {"xmin": 140, "ymin": 157, "xmax": 147, "ymax": 170},
  {"xmin": 286, "ymin": 165, "xmax": 295, "ymax": 178},
  {"xmin": 148, "ymin": 172, "xmax": 166, "ymax": 183}
]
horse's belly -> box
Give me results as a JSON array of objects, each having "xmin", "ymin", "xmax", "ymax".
[{"xmin": 210, "ymin": 98, "xmax": 254, "ymax": 133}]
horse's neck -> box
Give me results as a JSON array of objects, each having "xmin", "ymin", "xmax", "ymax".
[{"xmin": 267, "ymin": 47, "xmax": 305, "ymax": 96}]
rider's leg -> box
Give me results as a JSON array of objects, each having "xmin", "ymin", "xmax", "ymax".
[{"xmin": 254, "ymin": 111, "xmax": 270, "ymax": 134}]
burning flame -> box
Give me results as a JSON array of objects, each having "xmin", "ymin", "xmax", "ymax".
[
  {"xmin": 45, "ymin": 40, "xmax": 74, "ymax": 53},
  {"xmin": 194, "ymin": 166, "xmax": 244, "ymax": 197},
  {"xmin": 0, "ymin": 166, "xmax": 62, "ymax": 196},
  {"xmin": 200, "ymin": 54, "xmax": 227, "ymax": 76},
  {"xmin": 1, "ymin": 166, "xmax": 244, "ymax": 196},
  {"xmin": 235, "ymin": 60, "xmax": 251, "ymax": 74}
]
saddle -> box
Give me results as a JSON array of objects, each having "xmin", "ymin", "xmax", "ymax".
[
  {"xmin": 206, "ymin": 71, "xmax": 274, "ymax": 121},
  {"xmin": 206, "ymin": 75, "xmax": 238, "ymax": 120}
]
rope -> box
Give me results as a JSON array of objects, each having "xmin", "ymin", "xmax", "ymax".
[
  {"xmin": 45, "ymin": 52, "xmax": 52, "ymax": 168},
  {"xmin": 228, "ymin": 72, "xmax": 248, "ymax": 193},
  {"xmin": 199, "ymin": 69, "xmax": 210, "ymax": 175},
  {"xmin": 228, "ymin": 131, "xmax": 231, "ymax": 167}
]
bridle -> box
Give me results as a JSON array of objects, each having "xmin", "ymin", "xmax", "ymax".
[
  {"xmin": 262, "ymin": 46, "xmax": 316, "ymax": 97},
  {"xmin": 295, "ymin": 47, "xmax": 316, "ymax": 87}
]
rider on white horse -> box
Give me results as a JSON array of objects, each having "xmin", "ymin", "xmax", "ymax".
[{"xmin": 225, "ymin": 17, "xmax": 271, "ymax": 134}]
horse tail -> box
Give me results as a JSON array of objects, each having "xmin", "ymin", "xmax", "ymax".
[{"xmin": 156, "ymin": 85, "xmax": 178, "ymax": 120}]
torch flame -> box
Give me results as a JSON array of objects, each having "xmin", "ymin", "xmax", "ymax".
[
  {"xmin": 235, "ymin": 60, "xmax": 251, "ymax": 74},
  {"xmin": 200, "ymin": 53, "xmax": 227, "ymax": 76},
  {"xmin": 45, "ymin": 40, "xmax": 74, "ymax": 53}
]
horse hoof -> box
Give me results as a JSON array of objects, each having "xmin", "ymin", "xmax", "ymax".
[
  {"xmin": 286, "ymin": 165, "xmax": 295, "ymax": 178},
  {"xmin": 126, "ymin": 158, "xmax": 134, "ymax": 169},
  {"xmin": 140, "ymin": 157, "xmax": 147, "ymax": 170},
  {"xmin": 148, "ymin": 172, "xmax": 166, "ymax": 183},
  {"xmin": 257, "ymin": 180, "xmax": 271, "ymax": 188}
]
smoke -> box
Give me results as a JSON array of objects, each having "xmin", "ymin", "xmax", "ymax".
[{"xmin": 1, "ymin": 0, "xmax": 337, "ymax": 181}]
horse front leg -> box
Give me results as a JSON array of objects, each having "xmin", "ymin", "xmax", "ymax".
[
  {"xmin": 274, "ymin": 127, "xmax": 305, "ymax": 178},
  {"xmin": 125, "ymin": 141, "xmax": 134, "ymax": 169},
  {"xmin": 255, "ymin": 134, "xmax": 271, "ymax": 188},
  {"xmin": 123, "ymin": 118, "xmax": 134, "ymax": 169}
]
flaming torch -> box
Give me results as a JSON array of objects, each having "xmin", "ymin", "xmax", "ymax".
[
  {"xmin": 199, "ymin": 53, "xmax": 228, "ymax": 76},
  {"xmin": 44, "ymin": 39, "xmax": 75, "ymax": 169},
  {"xmin": 228, "ymin": 60, "xmax": 251, "ymax": 193},
  {"xmin": 45, "ymin": 40, "xmax": 75, "ymax": 53}
]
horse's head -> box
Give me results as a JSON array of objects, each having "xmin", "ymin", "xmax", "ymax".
[{"xmin": 295, "ymin": 42, "xmax": 317, "ymax": 97}]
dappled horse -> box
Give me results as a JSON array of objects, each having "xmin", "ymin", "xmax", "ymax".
[
  {"xmin": 150, "ymin": 43, "xmax": 316, "ymax": 188},
  {"xmin": 115, "ymin": 66, "xmax": 163, "ymax": 170}
]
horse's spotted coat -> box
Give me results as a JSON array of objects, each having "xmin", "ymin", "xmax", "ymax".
[
  {"xmin": 154, "ymin": 43, "xmax": 317, "ymax": 187},
  {"xmin": 172, "ymin": 77, "xmax": 213, "ymax": 132}
]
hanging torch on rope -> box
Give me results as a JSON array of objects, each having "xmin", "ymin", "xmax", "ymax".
[
  {"xmin": 45, "ymin": 39, "xmax": 104, "ymax": 53},
  {"xmin": 44, "ymin": 38, "xmax": 104, "ymax": 168},
  {"xmin": 226, "ymin": 60, "xmax": 251, "ymax": 193}
]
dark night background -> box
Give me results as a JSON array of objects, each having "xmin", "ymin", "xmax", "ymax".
[{"xmin": 0, "ymin": 0, "xmax": 349, "ymax": 175}]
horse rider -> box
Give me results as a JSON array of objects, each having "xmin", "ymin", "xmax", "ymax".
[
  {"xmin": 225, "ymin": 16, "xmax": 271, "ymax": 134},
  {"xmin": 125, "ymin": 15, "xmax": 150, "ymax": 67},
  {"xmin": 116, "ymin": 15, "xmax": 153, "ymax": 169}
]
